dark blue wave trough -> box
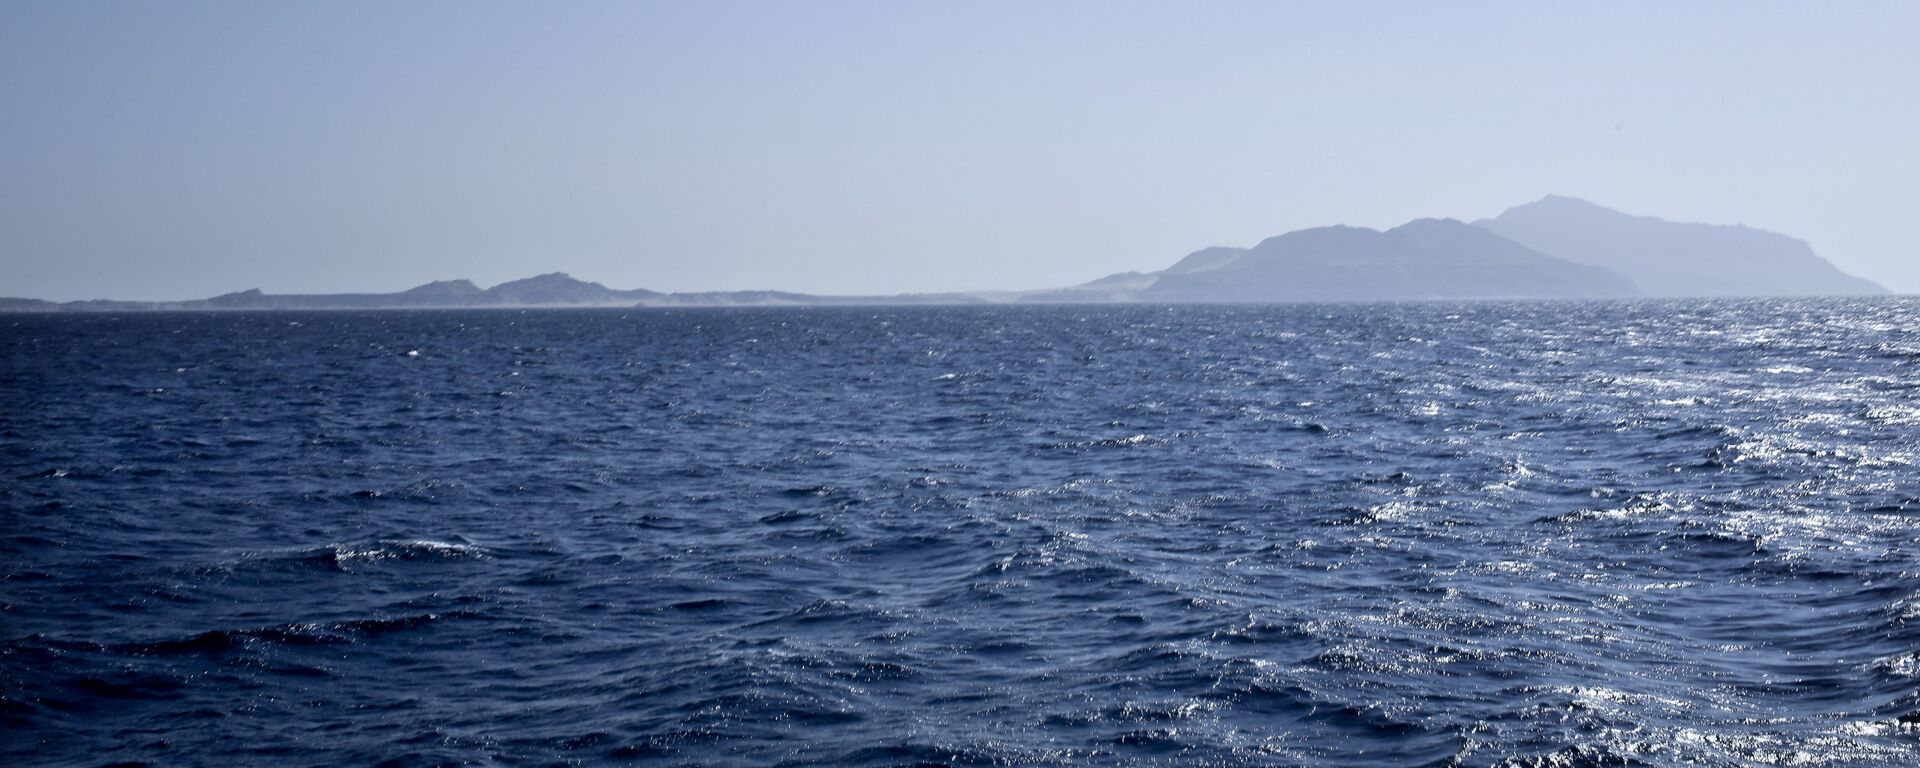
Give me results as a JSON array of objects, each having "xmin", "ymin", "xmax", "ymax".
[{"xmin": 5, "ymin": 300, "xmax": 1919, "ymax": 765}]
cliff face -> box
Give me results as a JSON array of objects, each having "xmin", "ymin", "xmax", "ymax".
[{"xmin": 1476, "ymin": 196, "xmax": 1886, "ymax": 297}]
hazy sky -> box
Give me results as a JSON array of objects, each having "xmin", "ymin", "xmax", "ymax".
[{"xmin": 3, "ymin": 1, "xmax": 1916, "ymax": 301}]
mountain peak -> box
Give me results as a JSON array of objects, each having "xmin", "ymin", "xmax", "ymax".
[
  {"xmin": 1502, "ymin": 194, "xmax": 1632, "ymax": 220},
  {"xmin": 494, "ymin": 272, "xmax": 593, "ymax": 287},
  {"xmin": 404, "ymin": 279, "xmax": 482, "ymax": 295},
  {"xmin": 1478, "ymin": 197, "xmax": 1885, "ymax": 296},
  {"xmin": 1164, "ymin": 246, "xmax": 1247, "ymax": 274},
  {"xmin": 483, "ymin": 272, "xmax": 624, "ymax": 304},
  {"xmin": 1391, "ymin": 217, "xmax": 1470, "ymax": 230},
  {"xmin": 1133, "ymin": 216, "xmax": 1639, "ymax": 303}
]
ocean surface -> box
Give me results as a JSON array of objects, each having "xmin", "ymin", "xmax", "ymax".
[{"xmin": 5, "ymin": 300, "xmax": 1920, "ymax": 767}]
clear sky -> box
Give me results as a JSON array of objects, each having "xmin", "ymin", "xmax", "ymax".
[{"xmin": 3, "ymin": 1, "xmax": 1915, "ymax": 300}]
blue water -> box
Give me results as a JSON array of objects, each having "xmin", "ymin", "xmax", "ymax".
[{"xmin": 5, "ymin": 300, "xmax": 1920, "ymax": 766}]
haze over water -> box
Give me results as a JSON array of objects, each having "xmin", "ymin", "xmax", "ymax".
[
  {"xmin": 7, "ymin": 300, "xmax": 1920, "ymax": 765},
  {"xmin": 3, "ymin": 2, "xmax": 1917, "ymax": 299}
]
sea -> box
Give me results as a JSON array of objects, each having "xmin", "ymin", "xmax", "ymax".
[{"xmin": 4, "ymin": 299, "xmax": 1920, "ymax": 767}]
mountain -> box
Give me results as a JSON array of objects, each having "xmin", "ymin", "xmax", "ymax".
[
  {"xmin": 403, "ymin": 279, "xmax": 486, "ymax": 297},
  {"xmin": 1026, "ymin": 218, "xmax": 1640, "ymax": 303},
  {"xmin": 1475, "ymin": 195, "xmax": 1886, "ymax": 297},
  {"xmin": 2, "ymin": 199, "xmax": 1895, "ymax": 311},
  {"xmin": 184, "ymin": 273, "xmax": 652, "ymax": 309},
  {"xmin": 482, "ymin": 273, "xmax": 660, "ymax": 305},
  {"xmin": 2, "ymin": 273, "xmax": 986, "ymax": 312},
  {"xmin": 194, "ymin": 287, "xmax": 489, "ymax": 310}
]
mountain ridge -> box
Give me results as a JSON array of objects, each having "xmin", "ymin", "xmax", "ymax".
[
  {"xmin": 0, "ymin": 273, "xmax": 985, "ymax": 312},
  {"xmin": 1474, "ymin": 196, "xmax": 1885, "ymax": 297},
  {"xmin": 1025, "ymin": 217, "xmax": 1641, "ymax": 303},
  {"xmin": 1, "ymin": 197, "xmax": 1892, "ymax": 311}
]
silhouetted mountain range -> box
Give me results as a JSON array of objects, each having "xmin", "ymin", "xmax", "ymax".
[
  {"xmin": 1023, "ymin": 218, "xmax": 1638, "ymax": 303},
  {"xmin": 1475, "ymin": 196, "xmax": 1886, "ymax": 297},
  {"xmin": 1028, "ymin": 198, "xmax": 1885, "ymax": 303},
  {"xmin": 182, "ymin": 274, "xmax": 655, "ymax": 310},
  {"xmin": 0, "ymin": 273, "xmax": 982, "ymax": 312},
  {"xmin": 0, "ymin": 197, "xmax": 1889, "ymax": 311}
]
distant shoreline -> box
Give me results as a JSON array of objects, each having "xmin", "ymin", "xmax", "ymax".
[
  {"xmin": 5, "ymin": 293, "xmax": 1910, "ymax": 315},
  {"xmin": 6, "ymin": 196, "xmax": 1892, "ymax": 311}
]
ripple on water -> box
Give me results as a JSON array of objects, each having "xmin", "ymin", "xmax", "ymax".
[{"xmin": 4, "ymin": 299, "xmax": 1920, "ymax": 766}]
